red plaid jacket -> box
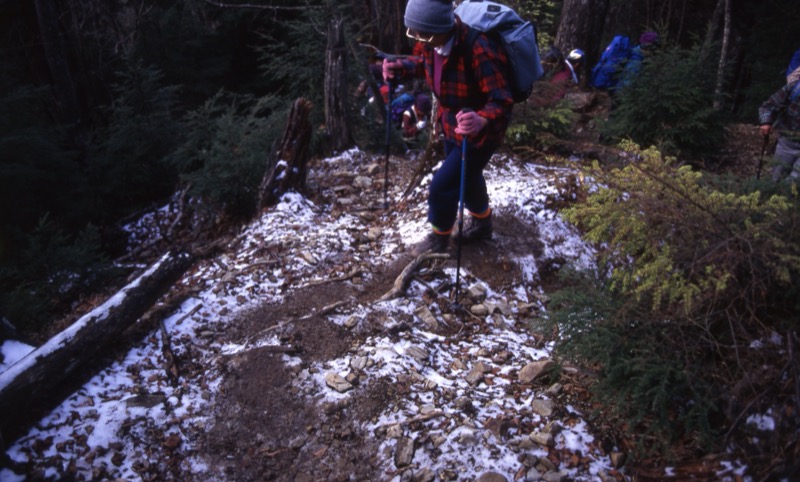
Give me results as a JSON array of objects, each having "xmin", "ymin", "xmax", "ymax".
[{"xmin": 399, "ymin": 17, "xmax": 514, "ymax": 148}]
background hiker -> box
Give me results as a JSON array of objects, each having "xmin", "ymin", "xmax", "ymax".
[
  {"xmin": 401, "ymin": 92, "xmax": 432, "ymax": 140},
  {"xmin": 383, "ymin": 0, "xmax": 514, "ymax": 253},
  {"xmin": 566, "ymin": 48, "xmax": 584, "ymax": 85},
  {"xmin": 590, "ymin": 31, "xmax": 659, "ymax": 94},
  {"xmin": 541, "ymin": 47, "xmax": 574, "ymax": 100},
  {"xmin": 618, "ymin": 31, "xmax": 659, "ymax": 91},
  {"xmin": 759, "ymin": 80, "xmax": 800, "ymax": 181}
]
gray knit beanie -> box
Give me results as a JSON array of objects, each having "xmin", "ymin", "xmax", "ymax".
[{"xmin": 404, "ymin": 0, "xmax": 455, "ymax": 34}]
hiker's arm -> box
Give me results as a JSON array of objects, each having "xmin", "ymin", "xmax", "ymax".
[
  {"xmin": 469, "ymin": 35, "xmax": 513, "ymax": 123},
  {"xmin": 382, "ymin": 56, "xmax": 423, "ymax": 82},
  {"xmin": 758, "ymin": 84, "xmax": 791, "ymax": 128}
]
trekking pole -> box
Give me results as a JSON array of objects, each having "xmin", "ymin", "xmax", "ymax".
[
  {"xmin": 383, "ymin": 77, "xmax": 394, "ymax": 209},
  {"xmin": 453, "ymin": 109, "xmax": 472, "ymax": 309},
  {"xmin": 756, "ymin": 132, "xmax": 770, "ymax": 180},
  {"xmin": 358, "ymin": 43, "xmax": 411, "ymax": 210}
]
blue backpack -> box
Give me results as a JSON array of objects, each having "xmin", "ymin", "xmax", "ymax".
[
  {"xmin": 455, "ymin": 0, "xmax": 544, "ymax": 103},
  {"xmin": 787, "ymin": 48, "xmax": 800, "ymax": 78},
  {"xmin": 590, "ymin": 35, "xmax": 632, "ymax": 90},
  {"xmin": 390, "ymin": 92, "xmax": 415, "ymax": 126}
]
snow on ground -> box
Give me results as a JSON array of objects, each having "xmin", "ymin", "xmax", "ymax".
[{"xmin": 0, "ymin": 149, "xmax": 749, "ymax": 481}]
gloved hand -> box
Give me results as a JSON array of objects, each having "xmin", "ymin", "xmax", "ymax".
[
  {"xmin": 382, "ymin": 58, "xmax": 404, "ymax": 82},
  {"xmin": 455, "ymin": 110, "xmax": 487, "ymax": 137}
]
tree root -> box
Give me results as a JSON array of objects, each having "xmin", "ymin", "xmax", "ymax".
[{"xmin": 378, "ymin": 252, "xmax": 449, "ymax": 301}]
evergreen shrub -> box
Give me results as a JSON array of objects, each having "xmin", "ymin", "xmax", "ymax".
[
  {"xmin": 600, "ymin": 41, "xmax": 726, "ymax": 163},
  {"xmin": 168, "ymin": 91, "xmax": 284, "ymax": 218},
  {"xmin": 88, "ymin": 63, "xmax": 184, "ymax": 223},
  {"xmin": 508, "ymin": 97, "xmax": 576, "ymax": 148},
  {"xmin": 547, "ymin": 143, "xmax": 800, "ymax": 456},
  {"xmin": 0, "ymin": 216, "xmax": 117, "ymax": 332}
]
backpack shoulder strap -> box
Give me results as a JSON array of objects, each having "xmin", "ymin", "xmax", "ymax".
[{"xmin": 462, "ymin": 26, "xmax": 481, "ymax": 65}]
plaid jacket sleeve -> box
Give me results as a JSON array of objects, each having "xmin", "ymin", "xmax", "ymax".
[{"xmin": 760, "ymin": 82, "xmax": 800, "ymax": 126}]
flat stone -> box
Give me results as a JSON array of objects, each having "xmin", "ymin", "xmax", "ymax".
[
  {"xmin": 465, "ymin": 367, "xmax": 485, "ymax": 386},
  {"xmin": 531, "ymin": 399, "xmax": 555, "ymax": 417},
  {"xmin": 470, "ymin": 304, "xmax": 489, "ymax": 316},
  {"xmin": 476, "ymin": 472, "xmax": 507, "ymax": 482},
  {"xmin": 518, "ymin": 359, "xmax": 557, "ymax": 383},
  {"xmin": 324, "ymin": 372, "xmax": 353, "ymax": 393},
  {"xmin": 414, "ymin": 305, "xmax": 439, "ymax": 330},
  {"xmin": 530, "ymin": 431, "xmax": 555, "ymax": 447},
  {"xmin": 394, "ymin": 437, "xmax": 415, "ymax": 467}
]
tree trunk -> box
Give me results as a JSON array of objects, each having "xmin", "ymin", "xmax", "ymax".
[
  {"xmin": 33, "ymin": 0, "xmax": 81, "ymax": 126},
  {"xmin": 325, "ymin": 16, "xmax": 354, "ymax": 151},
  {"xmin": 364, "ymin": 0, "xmax": 406, "ymax": 55},
  {"xmin": 713, "ymin": 0, "xmax": 731, "ymax": 110},
  {"xmin": 554, "ymin": 0, "xmax": 610, "ymax": 85},
  {"xmin": 257, "ymin": 98, "xmax": 313, "ymax": 210},
  {"xmin": 0, "ymin": 252, "xmax": 193, "ymax": 441}
]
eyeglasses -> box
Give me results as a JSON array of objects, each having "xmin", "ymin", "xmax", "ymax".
[{"xmin": 406, "ymin": 28, "xmax": 435, "ymax": 43}]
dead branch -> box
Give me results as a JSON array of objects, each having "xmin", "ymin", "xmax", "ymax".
[
  {"xmin": 296, "ymin": 300, "xmax": 352, "ymax": 321},
  {"xmin": 379, "ymin": 252, "xmax": 450, "ymax": 301},
  {"xmin": 202, "ymin": 0, "xmax": 317, "ymax": 11},
  {"xmin": 300, "ymin": 268, "xmax": 363, "ymax": 288},
  {"xmin": 402, "ymin": 135, "xmax": 442, "ymax": 200}
]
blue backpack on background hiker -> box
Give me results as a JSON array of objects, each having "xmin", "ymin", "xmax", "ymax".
[
  {"xmin": 455, "ymin": 0, "xmax": 544, "ymax": 102},
  {"xmin": 590, "ymin": 35, "xmax": 633, "ymax": 91},
  {"xmin": 787, "ymin": 48, "xmax": 800, "ymax": 78},
  {"xmin": 390, "ymin": 92, "xmax": 415, "ymax": 126}
]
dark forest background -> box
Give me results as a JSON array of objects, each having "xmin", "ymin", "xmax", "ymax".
[{"xmin": 0, "ymin": 0, "xmax": 798, "ymax": 338}]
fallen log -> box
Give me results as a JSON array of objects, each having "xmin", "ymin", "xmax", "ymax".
[{"xmin": 0, "ymin": 251, "xmax": 193, "ymax": 440}]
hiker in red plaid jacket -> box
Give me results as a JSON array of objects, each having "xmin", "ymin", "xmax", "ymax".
[{"xmin": 384, "ymin": 0, "xmax": 514, "ymax": 254}]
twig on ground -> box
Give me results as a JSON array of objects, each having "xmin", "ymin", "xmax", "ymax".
[
  {"xmin": 300, "ymin": 268, "xmax": 363, "ymax": 288},
  {"xmin": 379, "ymin": 410, "xmax": 446, "ymax": 429},
  {"xmin": 379, "ymin": 253, "xmax": 450, "ymax": 301}
]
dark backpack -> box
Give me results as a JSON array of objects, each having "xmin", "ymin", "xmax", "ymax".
[
  {"xmin": 590, "ymin": 35, "xmax": 632, "ymax": 90},
  {"xmin": 390, "ymin": 92, "xmax": 415, "ymax": 126},
  {"xmin": 787, "ymin": 48, "xmax": 800, "ymax": 78},
  {"xmin": 455, "ymin": 0, "xmax": 544, "ymax": 103}
]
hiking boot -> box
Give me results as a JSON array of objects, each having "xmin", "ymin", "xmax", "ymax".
[
  {"xmin": 458, "ymin": 212, "xmax": 493, "ymax": 244},
  {"xmin": 412, "ymin": 232, "xmax": 451, "ymax": 255}
]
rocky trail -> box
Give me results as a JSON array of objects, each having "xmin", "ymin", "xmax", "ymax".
[{"xmin": 1, "ymin": 93, "xmax": 768, "ymax": 481}]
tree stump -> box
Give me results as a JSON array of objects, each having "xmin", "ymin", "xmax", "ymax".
[{"xmin": 257, "ymin": 97, "xmax": 313, "ymax": 210}]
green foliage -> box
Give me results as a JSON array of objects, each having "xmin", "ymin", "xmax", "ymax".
[
  {"xmin": 507, "ymin": 0, "xmax": 562, "ymax": 50},
  {"xmin": 255, "ymin": 5, "xmax": 327, "ymax": 108},
  {"xmin": 545, "ymin": 269, "xmax": 719, "ymax": 455},
  {"xmin": 88, "ymin": 62, "xmax": 184, "ymax": 223},
  {"xmin": 548, "ymin": 143, "xmax": 800, "ymax": 456},
  {"xmin": 0, "ymin": 216, "xmax": 117, "ymax": 331},
  {"xmin": 565, "ymin": 143, "xmax": 800, "ymax": 315},
  {"xmin": 168, "ymin": 90, "xmax": 285, "ymax": 218},
  {"xmin": 601, "ymin": 41, "xmax": 726, "ymax": 162},
  {"xmin": 507, "ymin": 98, "xmax": 576, "ymax": 147}
]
